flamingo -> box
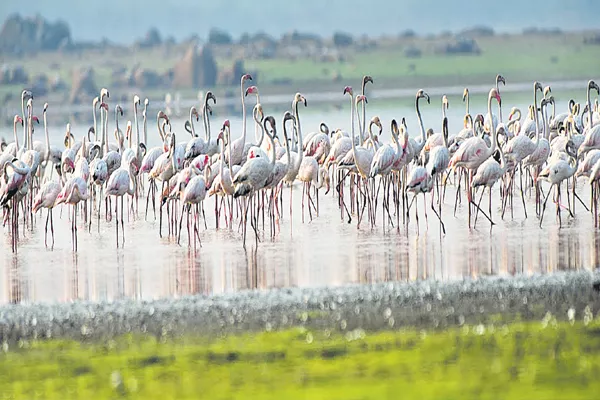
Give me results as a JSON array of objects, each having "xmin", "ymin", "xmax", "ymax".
[
  {"xmin": 405, "ymin": 166, "xmax": 445, "ymax": 234},
  {"xmin": 409, "ymin": 89, "xmax": 430, "ymax": 160},
  {"xmin": 0, "ymin": 116, "xmax": 23, "ymax": 171},
  {"xmin": 472, "ymin": 131, "xmax": 513, "ymax": 227},
  {"xmin": 201, "ymin": 91, "xmax": 218, "ymax": 156},
  {"xmin": 32, "ymin": 178, "xmax": 61, "ymax": 247},
  {"xmin": 427, "ymin": 116, "xmax": 450, "ymax": 211},
  {"xmin": 184, "ymin": 106, "xmax": 205, "ymax": 160},
  {"xmin": 227, "ymin": 74, "xmax": 253, "ymax": 166},
  {"xmin": 578, "ymin": 81, "xmax": 600, "ymax": 156},
  {"xmin": 149, "ymin": 132, "xmax": 177, "ymax": 237},
  {"xmin": 338, "ymin": 91, "xmax": 374, "ymax": 178},
  {"xmin": 54, "ymin": 176, "xmax": 89, "ymax": 251},
  {"xmin": 370, "ymin": 119, "xmax": 402, "ymax": 179},
  {"xmin": 208, "ymin": 123, "xmax": 239, "ymax": 227},
  {"xmin": 538, "ymin": 140, "xmax": 579, "ymax": 227},
  {"xmin": 282, "ymin": 93, "xmax": 308, "ymax": 217},
  {"xmin": 484, "ymin": 74, "xmax": 505, "ymax": 133},
  {"xmin": 178, "ymin": 166, "xmax": 211, "ymax": 247},
  {"xmin": 502, "ymin": 81, "xmax": 544, "ymax": 217},
  {"xmin": 105, "ymin": 157, "xmax": 138, "ymax": 247},
  {"xmin": 233, "ymin": 117, "xmax": 276, "ymax": 245},
  {"xmin": 449, "ymin": 87, "xmax": 502, "ymax": 226}
]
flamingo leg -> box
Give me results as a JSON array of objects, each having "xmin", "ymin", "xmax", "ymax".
[
  {"xmin": 115, "ymin": 196, "xmax": 119, "ymax": 248},
  {"xmin": 539, "ymin": 184, "xmax": 553, "ymax": 227},
  {"xmin": 50, "ymin": 208, "xmax": 55, "ymax": 248},
  {"xmin": 44, "ymin": 208, "xmax": 50, "ymax": 247},
  {"xmin": 121, "ymin": 195, "xmax": 125, "ymax": 246}
]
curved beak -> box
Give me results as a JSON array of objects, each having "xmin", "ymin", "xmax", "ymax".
[{"xmin": 207, "ymin": 91, "xmax": 216, "ymax": 104}]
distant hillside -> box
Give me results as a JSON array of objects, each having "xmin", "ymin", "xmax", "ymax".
[{"xmin": 1, "ymin": 0, "xmax": 598, "ymax": 44}]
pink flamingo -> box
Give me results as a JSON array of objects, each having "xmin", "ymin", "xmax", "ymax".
[
  {"xmin": 33, "ymin": 179, "xmax": 62, "ymax": 247},
  {"xmin": 449, "ymin": 87, "xmax": 501, "ymax": 226},
  {"xmin": 227, "ymin": 74, "xmax": 253, "ymax": 166},
  {"xmin": 54, "ymin": 176, "xmax": 89, "ymax": 252},
  {"xmin": 106, "ymin": 158, "xmax": 138, "ymax": 247},
  {"xmin": 1, "ymin": 158, "xmax": 31, "ymax": 252},
  {"xmin": 178, "ymin": 166, "xmax": 211, "ymax": 247}
]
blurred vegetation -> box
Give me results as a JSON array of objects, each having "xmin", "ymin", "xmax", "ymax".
[{"xmin": 1, "ymin": 318, "xmax": 599, "ymax": 399}]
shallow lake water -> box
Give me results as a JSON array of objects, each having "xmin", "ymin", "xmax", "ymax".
[{"xmin": 1, "ymin": 95, "xmax": 598, "ymax": 305}]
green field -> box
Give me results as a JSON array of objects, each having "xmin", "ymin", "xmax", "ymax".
[
  {"xmin": 4, "ymin": 32, "xmax": 599, "ymax": 100},
  {"xmin": 2, "ymin": 318, "xmax": 599, "ymax": 399}
]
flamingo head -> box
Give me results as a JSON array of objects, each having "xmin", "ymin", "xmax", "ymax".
[
  {"xmin": 206, "ymin": 91, "xmax": 216, "ymax": 105},
  {"xmin": 356, "ymin": 94, "xmax": 367, "ymax": 104},
  {"xmin": 21, "ymin": 89, "xmax": 33, "ymax": 100},
  {"xmin": 222, "ymin": 119, "xmax": 230, "ymax": 130},
  {"xmin": 14, "ymin": 115, "xmax": 23, "ymax": 126},
  {"xmin": 242, "ymin": 74, "xmax": 253, "ymax": 83},
  {"xmin": 490, "ymin": 88, "xmax": 501, "ymax": 106},
  {"xmin": 441, "ymin": 96, "xmax": 448, "ymax": 109},
  {"xmin": 362, "ymin": 75, "xmax": 373, "ymax": 87},
  {"xmin": 63, "ymin": 158, "xmax": 75, "ymax": 172},
  {"xmin": 245, "ymin": 86, "xmax": 258, "ymax": 97},
  {"xmin": 416, "ymin": 89, "xmax": 430, "ymax": 104},
  {"xmin": 343, "ymin": 86, "xmax": 353, "ymax": 96},
  {"xmin": 157, "ymin": 110, "xmax": 169, "ymax": 123},
  {"xmin": 294, "ymin": 93, "xmax": 307, "ymax": 107},
  {"xmin": 589, "ymin": 80, "xmax": 600, "ymax": 94},
  {"xmin": 191, "ymin": 106, "xmax": 200, "ymax": 121},
  {"xmin": 125, "ymin": 121, "xmax": 132, "ymax": 140},
  {"xmin": 99, "ymin": 102, "xmax": 109, "ymax": 112},
  {"xmin": 133, "ymin": 94, "xmax": 141, "ymax": 106},
  {"xmin": 31, "ymin": 116, "xmax": 40, "ymax": 124},
  {"xmin": 370, "ymin": 115, "xmax": 381, "ymax": 133},
  {"xmin": 497, "ymin": 74, "xmax": 506, "ymax": 86},
  {"xmin": 462, "ymin": 88, "xmax": 469, "ymax": 101}
]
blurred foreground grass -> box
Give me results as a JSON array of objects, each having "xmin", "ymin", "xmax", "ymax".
[{"xmin": 1, "ymin": 318, "xmax": 599, "ymax": 399}]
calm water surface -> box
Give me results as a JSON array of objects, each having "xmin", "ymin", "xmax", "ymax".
[{"xmin": 1, "ymin": 101, "xmax": 598, "ymax": 305}]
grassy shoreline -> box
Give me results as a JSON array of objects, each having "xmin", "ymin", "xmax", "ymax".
[
  {"xmin": 1, "ymin": 32, "xmax": 598, "ymax": 115},
  {"xmin": 1, "ymin": 318, "xmax": 599, "ymax": 399}
]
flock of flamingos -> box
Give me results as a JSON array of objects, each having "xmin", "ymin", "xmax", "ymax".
[{"xmin": 1, "ymin": 74, "xmax": 600, "ymax": 252}]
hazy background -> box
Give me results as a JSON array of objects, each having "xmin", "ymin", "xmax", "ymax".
[{"xmin": 1, "ymin": 0, "xmax": 599, "ymax": 43}]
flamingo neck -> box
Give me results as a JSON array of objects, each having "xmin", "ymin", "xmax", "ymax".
[
  {"xmin": 416, "ymin": 97, "xmax": 426, "ymax": 142},
  {"xmin": 294, "ymin": 99, "xmax": 304, "ymax": 170}
]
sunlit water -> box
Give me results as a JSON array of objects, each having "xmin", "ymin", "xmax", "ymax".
[{"xmin": 1, "ymin": 98, "xmax": 598, "ymax": 305}]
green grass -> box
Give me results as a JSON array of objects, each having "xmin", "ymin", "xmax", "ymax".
[
  {"xmin": 5, "ymin": 33, "xmax": 599, "ymax": 95},
  {"xmin": 243, "ymin": 34, "xmax": 600, "ymax": 85},
  {"xmin": 1, "ymin": 318, "xmax": 600, "ymax": 399}
]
